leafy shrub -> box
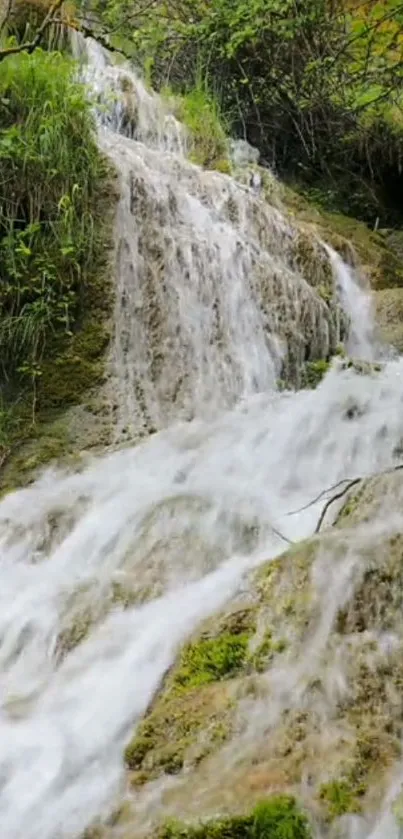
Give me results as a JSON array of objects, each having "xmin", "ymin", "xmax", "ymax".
[{"xmin": 300, "ymin": 359, "xmax": 330, "ymax": 389}]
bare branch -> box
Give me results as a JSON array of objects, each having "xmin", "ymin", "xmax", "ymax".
[
  {"xmin": 287, "ymin": 477, "xmax": 356, "ymax": 516},
  {"xmin": 313, "ymin": 463, "xmax": 403, "ymax": 534},
  {"xmin": 314, "ymin": 477, "xmax": 362, "ymax": 534}
]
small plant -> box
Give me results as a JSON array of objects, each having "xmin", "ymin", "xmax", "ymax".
[
  {"xmin": 173, "ymin": 633, "xmax": 249, "ymax": 690},
  {"xmin": 248, "ymin": 629, "xmax": 287, "ymax": 673},
  {"xmin": 319, "ymin": 779, "xmax": 361, "ymax": 820},
  {"xmin": 300, "ymin": 359, "xmax": 330, "ymax": 389},
  {"xmin": 252, "ymin": 797, "xmax": 311, "ymax": 839}
]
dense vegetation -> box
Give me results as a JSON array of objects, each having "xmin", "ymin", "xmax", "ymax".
[
  {"xmin": 89, "ymin": 0, "xmax": 403, "ymax": 224},
  {"xmin": 0, "ymin": 23, "xmax": 112, "ymax": 471}
]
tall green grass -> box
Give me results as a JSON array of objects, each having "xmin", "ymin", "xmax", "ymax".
[
  {"xmin": 162, "ymin": 79, "xmax": 230, "ymax": 171},
  {"xmin": 0, "ymin": 48, "xmax": 107, "ymax": 387}
]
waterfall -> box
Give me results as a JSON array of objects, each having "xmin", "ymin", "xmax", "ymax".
[
  {"xmin": 326, "ymin": 246, "xmax": 377, "ymax": 361},
  {"xmin": 1, "ymin": 36, "xmax": 402, "ymax": 839},
  {"xmin": 76, "ymin": 37, "xmax": 357, "ymax": 435}
]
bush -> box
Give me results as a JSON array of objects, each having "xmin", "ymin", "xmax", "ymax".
[
  {"xmin": 106, "ymin": 0, "xmax": 403, "ymax": 225},
  {"xmin": 0, "ymin": 49, "xmax": 108, "ymax": 396}
]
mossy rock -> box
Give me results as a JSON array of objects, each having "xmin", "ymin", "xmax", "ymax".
[
  {"xmin": 125, "ymin": 680, "xmax": 235, "ymax": 783},
  {"xmin": 0, "ymin": 171, "xmax": 117, "ymax": 495},
  {"xmin": 124, "ymin": 605, "xmax": 290, "ymax": 786},
  {"xmin": 282, "ymin": 185, "xmax": 403, "ymax": 290},
  {"xmin": 122, "ymin": 474, "xmax": 403, "ymax": 823},
  {"xmin": 375, "ymin": 287, "xmax": 403, "ymax": 352}
]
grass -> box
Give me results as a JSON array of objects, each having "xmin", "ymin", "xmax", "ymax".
[
  {"xmin": 173, "ymin": 633, "xmax": 250, "ymax": 690},
  {"xmin": 163, "ymin": 81, "xmax": 231, "ymax": 171},
  {"xmin": 159, "ymin": 797, "xmax": 311, "ymax": 839},
  {"xmin": 319, "ymin": 779, "xmax": 362, "ymax": 820},
  {"xmin": 0, "ymin": 48, "xmax": 109, "ymax": 390},
  {"xmin": 0, "ymin": 47, "xmax": 115, "ymax": 490}
]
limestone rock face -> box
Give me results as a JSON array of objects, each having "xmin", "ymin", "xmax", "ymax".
[
  {"xmin": 375, "ymin": 288, "xmax": 403, "ymax": 352},
  {"xmin": 107, "ymin": 471, "xmax": 403, "ymax": 839}
]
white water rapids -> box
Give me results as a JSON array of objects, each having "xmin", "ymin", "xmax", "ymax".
[{"xmin": 1, "ymin": 37, "xmax": 403, "ymax": 839}]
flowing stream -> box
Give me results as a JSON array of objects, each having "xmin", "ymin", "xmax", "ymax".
[{"xmin": 1, "ymin": 37, "xmax": 402, "ymax": 839}]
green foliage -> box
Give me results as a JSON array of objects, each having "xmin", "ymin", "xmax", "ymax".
[
  {"xmin": 0, "ymin": 48, "xmax": 108, "ymax": 400},
  {"xmin": 0, "ymin": 396, "xmax": 21, "ymax": 459},
  {"xmin": 102, "ymin": 0, "xmax": 403, "ymax": 224},
  {"xmin": 319, "ymin": 779, "xmax": 361, "ymax": 820},
  {"xmin": 159, "ymin": 797, "xmax": 311, "ymax": 839},
  {"xmin": 173, "ymin": 632, "xmax": 249, "ymax": 690},
  {"xmin": 251, "ymin": 798, "xmax": 311, "ymax": 839},
  {"xmin": 163, "ymin": 81, "xmax": 230, "ymax": 170},
  {"xmin": 300, "ymin": 359, "xmax": 329, "ymax": 389}
]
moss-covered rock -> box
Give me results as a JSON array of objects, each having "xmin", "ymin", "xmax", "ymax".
[
  {"xmin": 282, "ymin": 184, "xmax": 403, "ymax": 291},
  {"xmin": 123, "ymin": 605, "xmax": 289, "ymax": 787},
  {"xmin": 375, "ymin": 287, "xmax": 403, "ymax": 352},
  {"xmin": 0, "ymin": 171, "xmax": 117, "ymax": 495},
  {"xmin": 116, "ymin": 472, "xmax": 403, "ymax": 831}
]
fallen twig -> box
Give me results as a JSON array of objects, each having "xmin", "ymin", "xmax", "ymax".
[
  {"xmin": 313, "ymin": 462, "xmax": 403, "ymax": 534},
  {"xmin": 287, "ymin": 477, "xmax": 355, "ymax": 516}
]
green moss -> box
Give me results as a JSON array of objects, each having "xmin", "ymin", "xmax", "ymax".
[
  {"xmin": 212, "ymin": 158, "xmax": 232, "ymax": 174},
  {"xmin": 319, "ymin": 779, "xmax": 361, "ymax": 820},
  {"xmin": 173, "ymin": 633, "xmax": 250, "ymax": 691},
  {"xmin": 317, "ymin": 284, "xmax": 332, "ymax": 303},
  {"xmin": 124, "ymin": 681, "xmax": 234, "ymax": 780},
  {"xmin": 300, "ymin": 359, "xmax": 330, "ymax": 389},
  {"xmin": 158, "ymin": 797, "xmax": 311, "ymax": 839},
  {"xmin": 248, "ymin": 630, "xmax": 287, "ymax": 673},
  {"xmin": 335, "ymin": 485, "xmax": 366, "ymax": 525},
  {"xmin": 124, "ymin": 609, "xmax": 259, "ymax": 782}
]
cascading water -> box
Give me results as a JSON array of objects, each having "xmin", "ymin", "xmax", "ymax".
[
  {"xmin": 1, "ymin": 35, "xmax": 402, "ymax": 839},
  {"xmin": 326, "ymin": 246, "xmax": 377, "ymax": 361},
  {"xmin": 77, "ymin": 38, "xmax": 362, "ymax": 435}
]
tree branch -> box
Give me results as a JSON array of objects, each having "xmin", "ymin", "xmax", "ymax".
[
  {"xmin": 313, "ymin": 463, "xmax": 403, "ymax": 534},
  {"xmin": 0, "ymin": 0, "xmax": 65, "ymax": 63},
  {"xmin": 314, "ymin": 477, "xmax": 362, "ymax": 533}
]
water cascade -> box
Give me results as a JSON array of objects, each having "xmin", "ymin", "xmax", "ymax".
[{"xmin": 0, "ymin": 36, "xmax": 402, "ymax": 839}]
